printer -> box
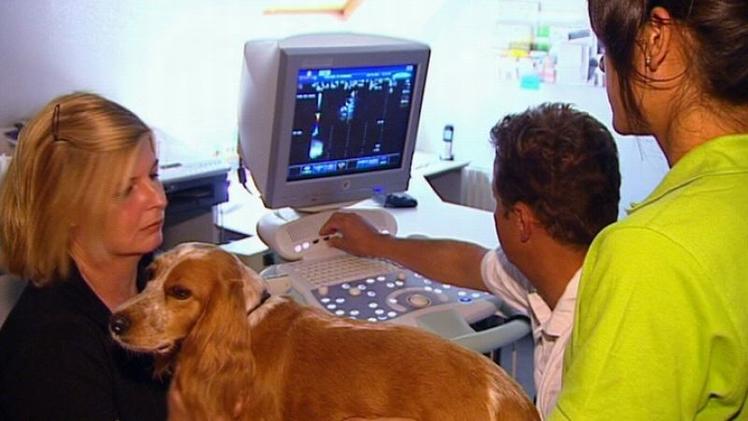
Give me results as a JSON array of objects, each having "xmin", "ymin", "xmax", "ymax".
[
  {"xmin": 153, "ymin": 127, "xmax": 231, "ymax": 248},
  {"xmin": 161, "ymin": 159, "xmax": 230, "ymax": 212},
  {"xmin": 159, "ymin": 158, "xmax": 231, "ymax": 249}
]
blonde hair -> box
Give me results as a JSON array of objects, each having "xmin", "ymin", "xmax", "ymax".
[{"xmin": 0, "ymin": 92, "xmax": 152, "ymax": 285}]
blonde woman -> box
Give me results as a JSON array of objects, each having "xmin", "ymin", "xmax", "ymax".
[{"xmin": 0, "ymin": 93, "xmax": 169, "ymax": 420}]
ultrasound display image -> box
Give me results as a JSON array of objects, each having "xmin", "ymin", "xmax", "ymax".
[{"xmin": 287, "ymin": 64, "xmax": 417, "ymax": 181}]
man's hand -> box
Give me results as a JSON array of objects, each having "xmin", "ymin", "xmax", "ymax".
[
  {"xmin": 321, "ymin": 211, "xmax": 487, "ymax": 289},
  {"xmin": 319, "ymin": 212, "xmax": 389, "ymax": 258}
]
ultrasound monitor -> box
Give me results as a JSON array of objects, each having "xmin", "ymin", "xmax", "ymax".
[{"xmin": 238, "ymin": 33, "xmax": 430, "ymax": 210}]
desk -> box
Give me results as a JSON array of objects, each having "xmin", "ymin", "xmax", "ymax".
[{"xmin": 219, "ymin": 152, "xmax": 498, "ymax": 269}]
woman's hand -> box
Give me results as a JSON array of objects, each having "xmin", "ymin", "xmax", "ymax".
[{"xmin": 167, "ymin": 386, "xmax": 196, "ymax": 421}]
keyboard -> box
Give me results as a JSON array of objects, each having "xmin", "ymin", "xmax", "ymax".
[
  {"xmin": 275, "ymin": 254, "xmax": 399, "ymax": 288},
  {"xmin": 261, "ymin": 255, "xmax": 499, "ymax": 327}
]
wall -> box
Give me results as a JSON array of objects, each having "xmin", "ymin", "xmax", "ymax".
[
  {"xmin": 0, "ymin": 0, "xmax": 446, "ymax": 158},
  {"xmin": 0, "ymin": 0, "xmax": 671, "ymax": 326},
  {"xmin": 0, "ymin": 0, "xmax": 667, "ymax": 215},
  {"xmin": 417, "ymin": 0, "xmax": 668, "ymax": 216}
]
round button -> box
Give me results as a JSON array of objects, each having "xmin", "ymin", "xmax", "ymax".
[
  {"xmin": 349, "ymin": 287, "xmax": 362, "ymax": 296},
  {"xmin": 407, "ymin": 294, "xmax": 431, "ymax": 308}
]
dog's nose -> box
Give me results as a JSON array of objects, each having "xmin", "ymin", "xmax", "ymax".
[{"xmin": 109, "ymin": 314, "xmax": 131, "ymax": 335}]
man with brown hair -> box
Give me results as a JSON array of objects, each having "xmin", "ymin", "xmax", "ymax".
[{"xmin": 320, "ymin": 102, "xmax": 621, "ymax": 418}]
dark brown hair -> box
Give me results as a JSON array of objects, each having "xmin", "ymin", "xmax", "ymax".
[
  {"xmin": 491, "ymin": 103, "xmax": 621, "ymax": 247},
  {"xmin": 590, "ymin": 0, "xmax": 748, "ymax": 124}
]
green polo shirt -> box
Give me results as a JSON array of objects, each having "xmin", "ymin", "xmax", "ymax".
[{"xmin": 550, "ymin": 134, "xmax": 748, "ymax": 420}]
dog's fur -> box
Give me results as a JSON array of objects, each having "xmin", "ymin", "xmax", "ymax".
[{"xmin": 111, "ymin": 242, "xmax": 539, "ymax": 421}]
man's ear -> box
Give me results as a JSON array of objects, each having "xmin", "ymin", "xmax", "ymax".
[{"xmin": 513, "ymin": 202, "xmax": 537, "ymax": 243}]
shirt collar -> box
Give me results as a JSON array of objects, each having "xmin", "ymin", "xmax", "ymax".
[
  {"xmin": 527, "ymin": 268, "xmax": 581, "ymax": 337},
  {"xmin": 627, "ymin": 134, "xmax": 748, "ymax": 214}
]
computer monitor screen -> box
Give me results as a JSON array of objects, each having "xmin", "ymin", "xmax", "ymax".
[
  {"xmin": 238, "ymin": 33, "xmax": 430, "ymax": 210},
  {"xmin": 288, "ymin": 64, "xmax": 417, "ymax": 182}
]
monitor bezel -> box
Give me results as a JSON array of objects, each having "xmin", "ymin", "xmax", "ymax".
[{"xmin": 266, "ymin": 46, "xmax": 430, "ymax": 209}]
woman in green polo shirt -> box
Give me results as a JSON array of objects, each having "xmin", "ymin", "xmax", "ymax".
[{"xmin": 549, "ymin": 0, "xmax": 748, "ymax": 419}]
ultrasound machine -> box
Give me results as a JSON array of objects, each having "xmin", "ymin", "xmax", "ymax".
[{"xmin": 235, "ymin": 34, "xmax": 531, "ymax": 357}]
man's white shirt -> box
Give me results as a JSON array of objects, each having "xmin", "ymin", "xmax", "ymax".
[{"xmin": 481, "ymin": 249, "xmax": 580, "ymax": 419}]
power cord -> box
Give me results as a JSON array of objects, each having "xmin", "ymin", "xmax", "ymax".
[{"xmin": 237, "ymin": 156, "xmax": 252, "ymax": 195}]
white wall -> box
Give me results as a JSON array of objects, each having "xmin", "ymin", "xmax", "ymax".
[
  {"xmin": 0, "ymin": 0, "xmax": 446, "ymax": 158},
  {"xmin": 0, "ymin": 0, "xmax": 668, "ymax": 215}
]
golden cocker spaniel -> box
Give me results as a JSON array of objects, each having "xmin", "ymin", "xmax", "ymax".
[{"xmin": 110, "ymin": 242, "xmax": 538, "ymax": 421}]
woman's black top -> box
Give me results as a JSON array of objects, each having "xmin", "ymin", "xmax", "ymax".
[{"xmin": 0, "ymin": 258, "xmax": 168, "ymax": 421}]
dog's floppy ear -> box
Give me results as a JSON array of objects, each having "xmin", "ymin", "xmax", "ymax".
[
  {"xmin": 176, "ymin": 276, "xmax": 255, "ymax": 419},
  {"xmin": 238, "ymin": 262, "xmax": 268, "ymax": 313}
]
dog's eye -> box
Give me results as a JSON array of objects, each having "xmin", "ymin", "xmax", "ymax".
[{"xmin": 168, "ymin": 285, "xmax": 192, "ymax": 300}]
